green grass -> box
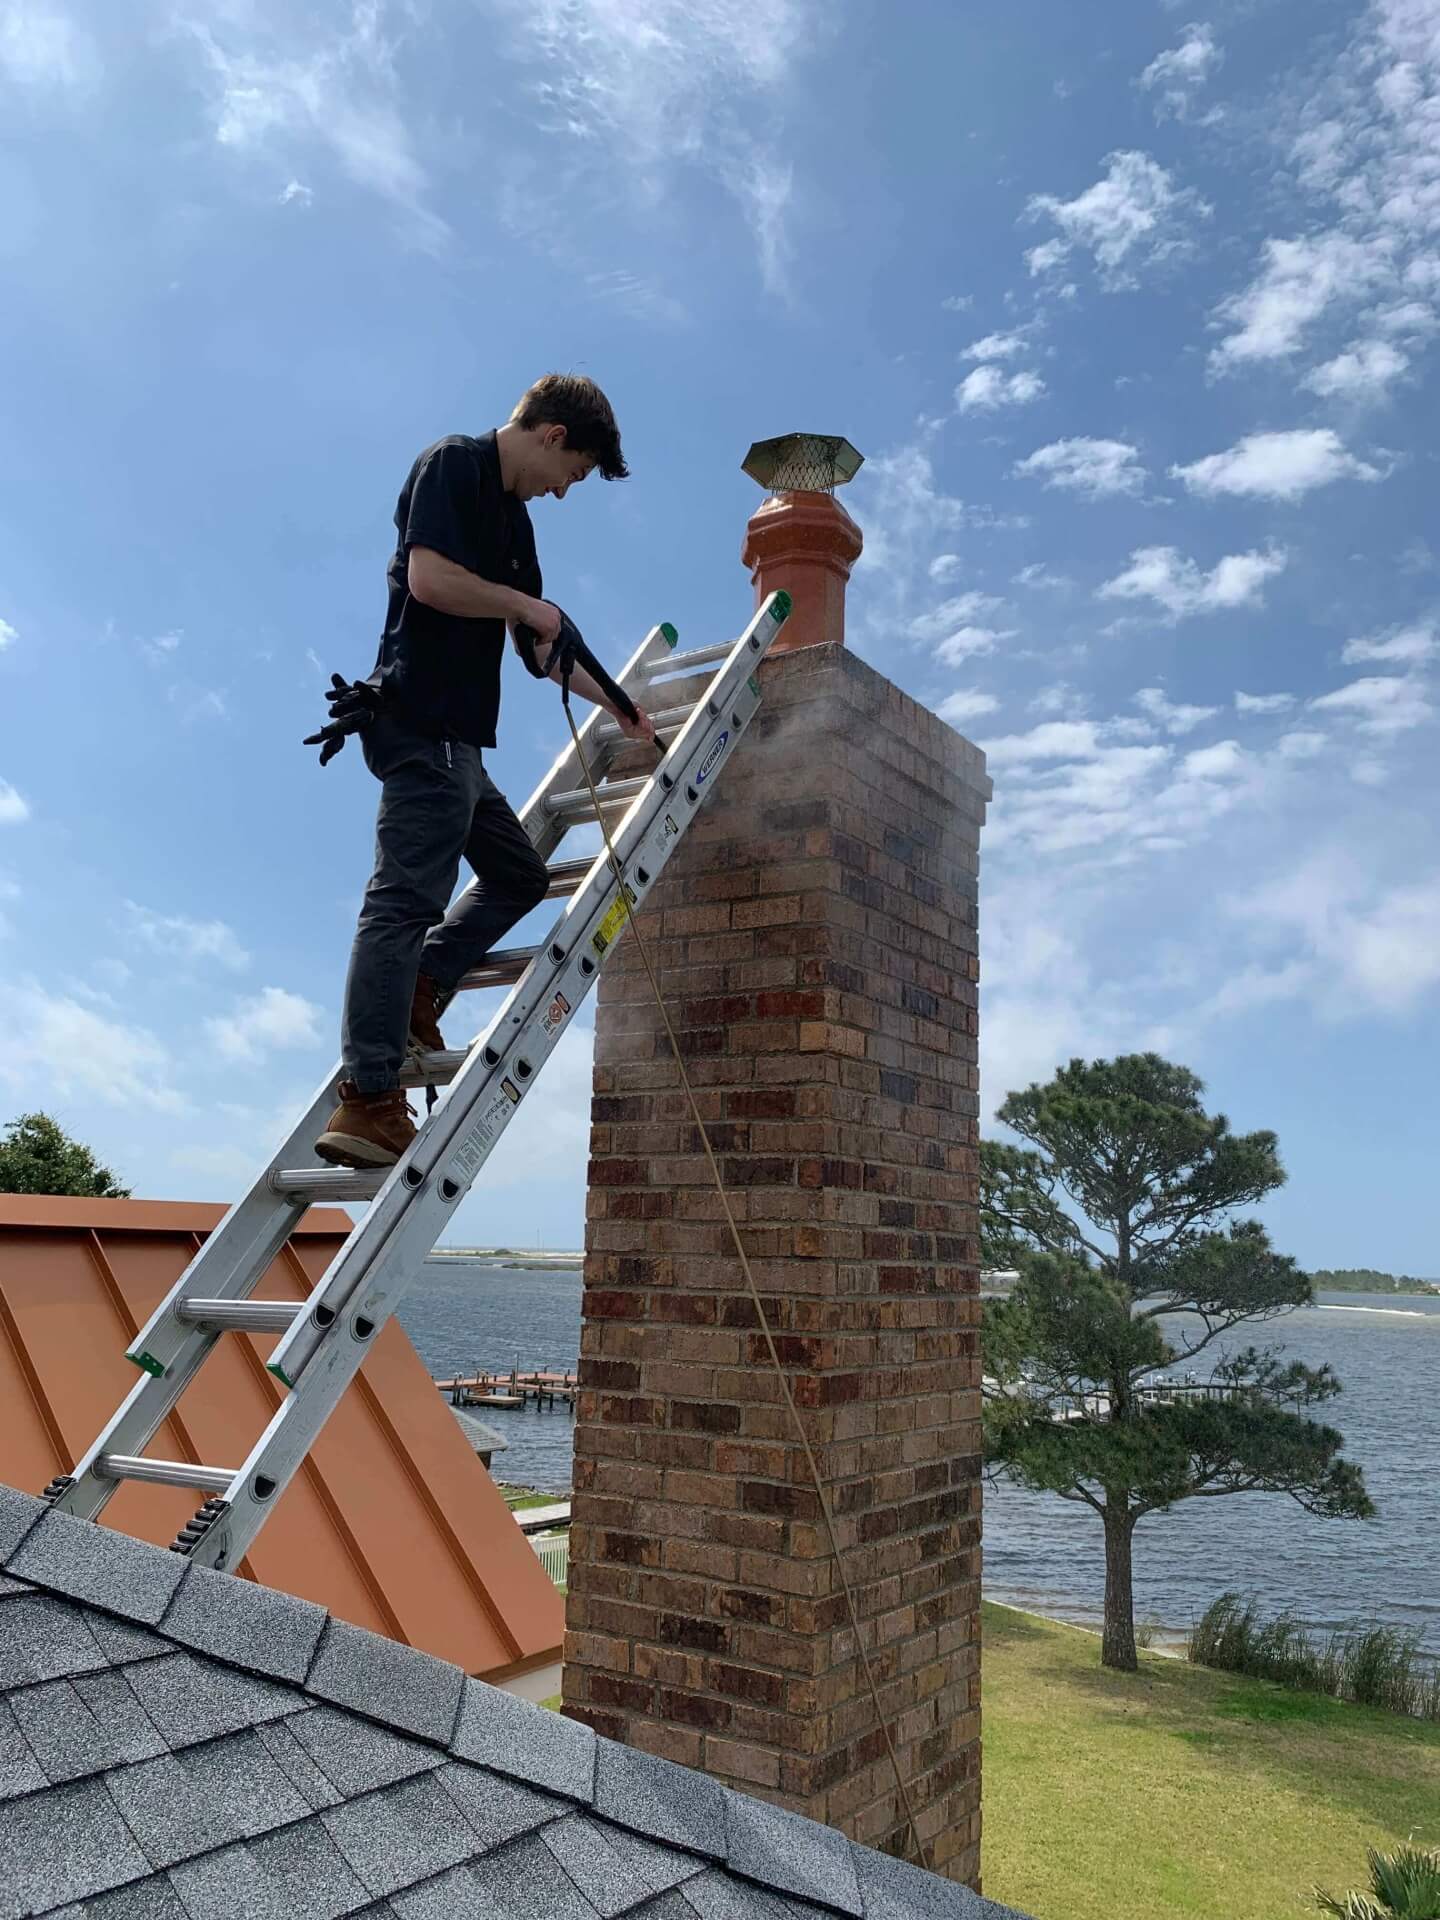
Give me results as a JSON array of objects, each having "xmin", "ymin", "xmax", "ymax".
[
  {"xmin": 500, "ymin": 1486, "xmax": 561, "ymax": 1511},
  {"xmin": 982, "ymin": 1602, "xmax": 1440, "ymax": 1920}
]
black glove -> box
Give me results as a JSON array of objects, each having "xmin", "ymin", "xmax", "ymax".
[
  {"xmin": 515, "ymin": 610, "xmax": 640, "ymax": 725},
  {"xmin": 303, "ymin": 673, "xmax": 383, "ymax": 766}
]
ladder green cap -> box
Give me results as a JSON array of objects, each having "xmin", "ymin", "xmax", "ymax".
[
  {"xmin": 660, "ymin": 622, "xmax": 678, "ymax": 647},
  {"xmin": 772, "ymin": 590, "xmax": 792, "ymax": 622},
  {"xmin": 129, "ymin": 1349, "xmax": 165, "ymax": 1379}
]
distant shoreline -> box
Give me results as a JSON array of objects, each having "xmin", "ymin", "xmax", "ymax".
[{"xmin": 428, "ymin": 1248, "xmax": 583, "ymax": 1272}]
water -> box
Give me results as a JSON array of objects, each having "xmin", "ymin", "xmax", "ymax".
[
  {"xmin": 986, "ymin": 1291, "xmax": 1440, "ymax": 1653},
  {"xmin": 398, "ymin": 1261, "xmax": 584, "ymax": 1494},
  {"xmin": 399, "ymin": 1270, "xmax": 1440, "ymax": 1650}
]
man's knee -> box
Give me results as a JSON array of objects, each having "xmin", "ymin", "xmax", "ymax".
[{"xmin": 518, "ymin": 852, "xmax": 550, "ymax": 912}]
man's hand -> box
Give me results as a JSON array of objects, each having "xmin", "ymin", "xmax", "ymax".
[
  {"xmin": 617, "ymin": 705, "xmax": 657, "ymax": 746},
  {"xmin": 517, "ymin": 597, "xmax": 563, "ymax": 649}
]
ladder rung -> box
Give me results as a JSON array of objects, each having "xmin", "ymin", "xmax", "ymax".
[
  {"xmin": 547, "ymin": 777, "xmax": 646, "ymax": 821},
  {"xmin": 645, "ymin": 638, "xmax": 745, "ymax": 677},
  {"xmin": 593, "ymin": 703, "xmax": 694, "ymax": 745},
  {"xmin": 399, "ymin": 1049, "xmax": 469, "ymax": 1087},
  {"xmin": 458, "ymin": 944, "xmax": 539, "ymax": 992},
  {"xmin": 545, "ymin": 857, "xmax": 595, "ymax": 898},
  {"xmin": 270, "ymin": 1167, "xmax": 388, "ymax": 1203},
  {"xmin": 98, "ymin": 1455, "xmax": 238, "ymax": 1493},
  {"xmin": 174, "ymin": 1299, "xmax": 303, "ymax": 1334}
]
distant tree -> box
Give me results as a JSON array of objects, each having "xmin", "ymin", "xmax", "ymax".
[
  {"xmin": 980, "ymin": 1055, "xmax": 1372, "ymax": 1673},
  {"xmin": 0, "ymin": 1112, "xmax": 129, "ymax": 1198}
]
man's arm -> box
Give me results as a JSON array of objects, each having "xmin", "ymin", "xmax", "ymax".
[{"xmin": 408, "ymin": 546, "xmax": 560, "ymax": 640}]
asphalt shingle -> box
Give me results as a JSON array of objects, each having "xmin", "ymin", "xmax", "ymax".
[
  {"xmin": 451, "ymin": 1676, "xmax": 596, "ymax": 1803},
  {"xmin": 594, "ymin": 1820, "xmax": 711, "ymax": 1900},
  {"xmin": 89, "ymin": 1614, "xmax": 172, "ymax": 1665},
  {"xmin": 0, "ymin": 1695, "xmax": 48, "ymax": 1802},
  {"xmin": 119, "ymin": 1647, "xmax": 302, "ymax": 1749},
  {"xmin": 307, "ymin": 1617, "xmax": 465, "ymax": 1745},
  {"xmin": 679, "ymin": 1868, "xmax": 812, "ymax": 1920},
  {"xmin": 323, "ymin": 1769, "xmax": 488, "ymax": 1898},
  {"xmin": 10, "ymin": 1670, "xmax": 167, "ymax": 1782},
  {"xmin": 104, "ymin": 1728, "xmax": 312, "ymax": 1868},
  {"xmin": 540, "ymin": 1813, "xmax": 669, "ymax": 1917},
  {"xmin": 850, "ymin": 1843, "xmax": 986, "ymax": 1920},
  {"xmin": 0, "ymin": 1484, "xmax": 44, "ymax": 1564},
  {"xmin": 10, "ymin": 1511, "xmax": 187, "ymax": 1627},
  {"xmin": 249, "ymin": 1814, "xmax": 374, "ymax": 1919},
  {"xmin": 0, "ymin": 1575, "xmax": 33, "ymax": 1598},
  {"xmin": 592, "ymin": 1740, "xmax": 727, "ymax": 1863},
  {"xmin": 0, "ymin": 1593, "xmax": 110, "ymax": 1688},
  {"xmin": 256, "ymin": 1714, "xmax": 345, "ymax": 1809},
  {"xmin": 467, "ymin": 1831, "xmax": 605, "ymax": 1920},
  {"xmin": 723, "ymin": 1789, "xmax": 862, "ymax": 1916},
  {"xmin": 287, "ymin": 1703, "xmax": 441, "ymax": 1799},
  {"xmin": 0, "ymin": 1773, "xmax": 151, "ymax": 1915},
  {"xmin": 438, "ymin": 1758, "xmax": 560, "ymax": 1853},
  {"xmin": 83, "ymin": 1874, "xmax": 190, "ymax": 1919},
  {"xmin": 627, "ymin": 1895, "xmax": 697, "ymax": 1920},
  {"xmin": 168, "ymin": 1841, "xmax": 294, "ymax": 1920},
  {"xmin": 158, "ymin": 1562, "xmax": 329, "ymax": 1685}
]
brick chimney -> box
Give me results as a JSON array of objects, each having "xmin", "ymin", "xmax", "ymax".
[{"xmin": 563, "ymin": 440, "xmax": 991, "ymax": 1883}]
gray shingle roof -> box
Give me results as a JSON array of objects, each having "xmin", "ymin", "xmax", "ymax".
[{"xmin": 0, "ymin": 1484, "xmax": 1032, "ymax": 1920}]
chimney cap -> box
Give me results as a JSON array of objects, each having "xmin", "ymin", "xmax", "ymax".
[{"xmin": 742, "ymin": 433, "xmax": 864, "ymax": 495}]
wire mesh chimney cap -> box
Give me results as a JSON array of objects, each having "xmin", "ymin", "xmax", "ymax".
[{"xmin": 742, "ymin": 433, "xmax": 864, "ymax": 495}]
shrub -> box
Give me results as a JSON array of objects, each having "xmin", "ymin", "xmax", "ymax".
[
  {"xmin": 1191, "ymin": 1593, "xmax": 1440, "ymax": 1722},
  {"xmin": 1315, "ymin": 1842, "xmax": 1440, "ymax": 1918}
]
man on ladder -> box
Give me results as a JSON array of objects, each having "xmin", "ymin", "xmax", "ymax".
[{"xmin": 304, "ymin": 373, "xmax": 656, "ymax": 1171}]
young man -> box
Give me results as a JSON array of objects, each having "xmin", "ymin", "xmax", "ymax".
[{"xmin": 313, "ymin": 373, "xmax": 655, "ymax": 1170}]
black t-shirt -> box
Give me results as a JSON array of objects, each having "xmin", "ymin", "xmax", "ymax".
[{"xmin": 367, "ymin": 430, "xmax": 542, "ymax": 749}]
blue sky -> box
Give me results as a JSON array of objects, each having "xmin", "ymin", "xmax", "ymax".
[{"xmin": 1, "ymin": 0, "xmax": 1437, "ymax": 1268}]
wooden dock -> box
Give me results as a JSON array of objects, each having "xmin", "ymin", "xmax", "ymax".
[{"xmin": 435, "ymin": 1367, "xmax": 579, "ymax": 1414}]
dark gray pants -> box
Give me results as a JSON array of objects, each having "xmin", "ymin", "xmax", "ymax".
[{"xmin": 341, "ymin": 711, "xmax": 550, "ymax": 1093}]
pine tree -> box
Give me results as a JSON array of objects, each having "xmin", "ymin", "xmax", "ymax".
[{"xmin": 981, "ymin": 1055, "xmax": 1372, "ymax": 1671}]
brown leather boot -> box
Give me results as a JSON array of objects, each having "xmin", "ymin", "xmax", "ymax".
[
  {"xmin": 315, "ymin": 1082, "xmax": 417, "ymax": 1169},
  {"xmin": 408, "ymin": 972, "xmax": 449, "ymax": 1056}
]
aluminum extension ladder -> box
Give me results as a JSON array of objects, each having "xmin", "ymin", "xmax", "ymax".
[{"xmin": 42, "ymin": 590, "xmax": 792, "ymax": 1573}]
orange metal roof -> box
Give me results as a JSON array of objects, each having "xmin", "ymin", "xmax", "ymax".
[{"xmin": 0, "ymin": 1194, "xmax": 563, "ymax": 1682}]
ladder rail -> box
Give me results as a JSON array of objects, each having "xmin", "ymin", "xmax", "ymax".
[
  {"xmin": 47, "ymin": 596, "xmax": 790, "ymax": 1561},
  {"xmin": 185, "ymin": 593, "xmax": 787, "ymax": 1572}
]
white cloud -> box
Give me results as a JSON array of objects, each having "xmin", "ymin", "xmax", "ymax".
[
  {"xmin": 1171, "ymin": 429, "xmax": 1383, "ymax": 501},
  {"xmin": 0, "ymin": 616, "xmax": 16, "ymax": 649},
  {"xmin": 1309, "ymin": 674, "xmax": 1433, "ymax": 736},
  {"xmin": 962, "ymin": 328, "xmax": 1031, "ymax": 361},
  {"xmin": 1025, "ymin": 238, "xmax": 1072, "ymax": 278},
  {"xmin": 983, "ymin": 720, "xmax": 1106, "ymax": 769},
  {"xmin": 1099, "ymin": 544, "xmax": 1288, "ymax": 620},
  {"xmin": 1014, "ymin": 437, "xmax": 1147, "ymax": 498},
  {"xmin": 0, "ymin": 1, "xmax": 94, "ymax": 91},
  {"xmin": 935, "ymin": 627, "xmax": 1015, "ymax": 667},
  {"xmin": 910, "ymin": 592, "xmax": 1006, "ymax": 645},
  {"xmin": 852, "ymin": 445, "xmax": 1023, "ymax": 581},
  {"xmin": 1181, "ymin": 739, "xmax": 1247, "ymax": 781},
  {"xmin": 142, "ymin": 630, "xmax": 182, "ymax": 666},
  {"xmin": 0, "ymin": 981, "xmax": 183, "ymax": 1111},
  {"xmin": 206, "ymin": 986, "xmax": 324, "ymax": 1064},
  {"xmin": 1138, "ymin": 21, "xmax": 1221, "ymax": 120},
  {"xmin": 936, "ymin": 690, "xmax": 1000, "ymax": 726},
  {"xmin": 928, "ymin": 553, "xmax": 963, "ymax": 584},
  {"xmin": 942, "ymin": 293, "xmax": 974, "ymax": 312},
  {"xmin": 1135, "ymin": 688, "xmax": 1220, "ymax": 734},
  {"xmin": 186, "ymin": 4, "xmax": 449, "ymax": 251},
  {"xmin": 1235, "ymin": 691, "xmax": 1296, "ymax": 715},
  {"xmin": 1276, "ymin": 730, "xmax": 1328, "ymax": 760},
  {"xmin": 124, "ymin": 902, "xmax": 251, "ymax": 973},
  {"xmin": 956, "ymin": 366, "xmax": 1046, "ymax": 413},
  {"xmin": 1210, "ymin": 234, "xmax": 1384, "ymax": 370},
  {"xmin": 1013, "ymin": 562, "xmax": 1072, "ymax": 590},
  {"xmin": 1025, "ymin": 150, "xmax": 1209, "ymax": 287},
  {"xmin": 279, "ymin": 179, "xmax": 313, "ymax": 206},
  {"xmin": 0, "ymin": 779, "xmax": 28, "ymax": 825},
  {"xmin": 1341, "ymin": 621, "xmax": 1436, "ymax": 666},
  {"xmin": 1303, "ymin": 337, "xmax": 1409, "ymax": 401},
  {"xmin": 1229, "ymin": 857, "xmax": 1440, "ymax": 1017}
]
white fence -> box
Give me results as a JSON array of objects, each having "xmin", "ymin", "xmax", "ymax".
[{"xmin": 531, "ymin": 1532, "xmax": 569, "ymax": 1587}]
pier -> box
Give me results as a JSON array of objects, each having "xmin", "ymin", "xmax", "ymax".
[{"xmin": 435, "ymin": 1367, "xmax": 579, "ymax": 1413}]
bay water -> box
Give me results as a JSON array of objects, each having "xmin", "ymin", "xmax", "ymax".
[{"xmin": 397, "ymin": 1267, "xmax": 1440, "ymax": 1653}]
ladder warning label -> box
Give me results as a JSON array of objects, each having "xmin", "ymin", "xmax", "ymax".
[
  {"xmin": 591, "ymin": 884, "xmax": 637, "ymax": 958},
  {"xmin": 541, "ymin": 990, "xmax": 571, "ymax": 1037}
]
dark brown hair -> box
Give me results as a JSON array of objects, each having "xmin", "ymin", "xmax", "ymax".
[{"xmin": 510, "ymin": 373, "xmax": 629, "ymax": 481}]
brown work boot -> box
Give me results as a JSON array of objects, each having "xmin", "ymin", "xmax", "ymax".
[
  {"xmin": 408, "ymin": 971, "xmax": 449, "ymax": 1056},
  {"xmin": 315, "ymin": 1082, "xmax": 417, "ymax": 1169}
]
